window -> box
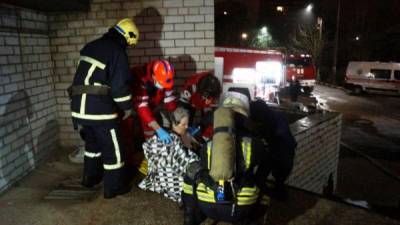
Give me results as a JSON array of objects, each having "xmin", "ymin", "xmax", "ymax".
[
  {"xmin": 370, "ymin": 69, "xmax": 391, "ymax": 79},
  {"xmin": 286, "ymin": 58, "xmax": 311, "ymax": 67},
  {"xmin": 394, "ymin": 70, "xmax": 400, "ymax": 80}
]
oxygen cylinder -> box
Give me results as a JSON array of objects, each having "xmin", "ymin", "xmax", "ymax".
[{"xmin": 209, "ymin": 107, "xmax": 235, "ymax": 181}]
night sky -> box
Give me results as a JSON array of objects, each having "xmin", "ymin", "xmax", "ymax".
[{"xmin": 215, "ymin": 0, "xmax": 400, "ymax": 82}]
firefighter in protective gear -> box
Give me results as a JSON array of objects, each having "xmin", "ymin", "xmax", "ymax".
[
  {"xmin": 182, "ymin": 89, "xmax": 296, "ymax": 224},
  {"xmin": 179, "ymin": 72, "xmax": 222, "ymax": 140},
  {"xmin": 131, "ymin": 60, "xmax": 177, "ymax": 144},
  {"xmin": 181, "ymin": 91, "xmax": 270, "ymax": 225},
  {"xmin": 69, "ymin": 18, "xmax": 139, "ymax": 199}
]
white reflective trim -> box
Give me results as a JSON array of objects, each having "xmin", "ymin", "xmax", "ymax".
[
  {"xmin": 114, "ymin": 94, "xmax": 132, "ymax": 102},
  {"xmin": 78, "ymin": 56, "xmax": 106, "ymax": 114},
  {"xmin": 80, "ymin": 94, "xmax": 87, "ymax": 114},
  {"xmin": 164, "ymin": 96, "xmax": 175, "ymax": 103},
  {"xmin": 192, "ymin": 85, "xmax": 197, "ymax": 93},
  {"xmin": 165, "ymin": 90, "xmax": 174, "ymax": 95},
  {"xmin": 84, "ymin": 64, "xmax": 97, "ymax": 85},
  {"xmin": 80, "ymin": 56, "xmax": 106, "ymax": 70},
  {"xmin": 104, "ymin": 128, "xmax": 122, "ymax": 170},
  {"xmin": 85, "ymin": 151, "xmax": 102, "ymax": 158},
  {"xmin": 104, "ymin": 162, "xmax": 125, "ymax": 170},
  {"xmin": 72, "ymin": 111, "xmax": 118, "ymax": 120},
  {"xmin": 138, "ymin": 102, "xmax": 148, "ymax": 108},
  {"xmin": 94, "ymin": 82, "xmax": 102, "ymax": 86}
]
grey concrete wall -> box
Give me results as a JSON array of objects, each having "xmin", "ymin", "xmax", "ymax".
[
  {"xmin": 47, "ymin": 0, "xmax": 215, "ymax": 147},
  {"xmin": 0, "ymin": 4, "xmax": 59, "ymax": 193},
  {"xmin": 288, "ymin": 112, "xmax": 342, "ymax": 194}
]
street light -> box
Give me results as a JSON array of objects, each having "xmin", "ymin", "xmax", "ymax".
[
  {"xmin": 241, "ymin": 32, "xmax": 248, "ymax": 40},
  {"xmin": 276, "ymin": 6, "xmax": 284, "ymax": 12},
  {"xmin": 223, "ymin": 11, "xmax": 228, "ymax": 15},
  {"xmin": 355, "ymin": 36, "xmax": 360, "ymax": 41},
  {"xmin": 306, "ymin": 4, "xmax": 313, "ymax": 13},
  {"xmin": 261, "ymin": 26, "xmax": 267, "ymax": 35}
]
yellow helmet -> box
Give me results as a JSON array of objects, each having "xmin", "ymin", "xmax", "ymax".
[{"xmin": 114, "ymin": 18, "xmax": 139, "ymax": 46}]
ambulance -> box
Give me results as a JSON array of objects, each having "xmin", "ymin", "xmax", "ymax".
[{"xmin": 344, "ymin": 61, "xmax": 400, "ymax": 94}]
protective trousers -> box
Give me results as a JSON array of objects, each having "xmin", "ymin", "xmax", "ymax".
[{"xmin": 80, "ymin": 124, "xmax": 127, "ymax": 194}]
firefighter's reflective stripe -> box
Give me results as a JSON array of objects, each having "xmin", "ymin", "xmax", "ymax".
[
  {"xmin": 196, "ymin": 182, "xmax": 216, "ymax": 203},
  {"xmin": 207, "ymin": 142, "xmax": 211, "ymax": 169},
  {"xmin": 103, "ymin": 128, "xmax": 124, "ymax": 170},
  {"xmin": 80, "ymin": 56, "xmax": 106, "ymax": 70},
  {"xmin": 84, "ymin": 151, "xmax": 102, "ymax": 158},
  {"xmin": 71, "ymin": 111, "xmax": 118, "ymax": 120},
  {"xmin": 241, "ymin": 137, "xmax": 252, "ymax": 169},
  {"xmin": 164, "ymin": 96, "xmax": 175, "ymax": 103},
  {"xmin": 194, "ymin": 182, "xmax": 259, "ymax": 205},
  {"xmin": 260, "ymin": 194, "xmax": 270, "ymax": 206},
  {"xmin": 114, "ymin": 94, "xmax": 132, "ymax": 102},
  {"xmin": 79, "ymin": 56, "xmax": 106, "ymax": 115},
  {"xmin": 193, "ymin": 138, "xmax": 259, "ymax": 206},
  {"xmin": 183, "ymin": 182, "xmax": 193, "ymax": 195},
  {"xmin": 236, "ymin": 186, "xmax": 260, "ymax": 205},
  {"xmin": 138, "ymin": 102, "xmax": 148, "ymax": 108}
]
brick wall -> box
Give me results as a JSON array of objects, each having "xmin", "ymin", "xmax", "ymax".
[
  {"xmin": 47, "ymin": 0, "xmax": 215, "ymax": 147},
  {"xmin": 288, "ymin": 112, "xmax": 342, "ymax": 194},
  {"xmin": 0, "ymin": 4, "xmax": 58, "ymax": 192}
]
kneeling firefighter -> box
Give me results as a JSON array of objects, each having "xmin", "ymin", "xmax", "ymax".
[{"xmin": 182, "ymin": 91, "xmax": 270, "ymax": 225}]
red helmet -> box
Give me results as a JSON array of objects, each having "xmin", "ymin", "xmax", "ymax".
[{"xmin": 148, "ymin": 60, "xmax": 174, "ymax": 89}]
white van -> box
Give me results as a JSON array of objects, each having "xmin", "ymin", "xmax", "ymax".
[{"xmin": 344, "ymin": 61, "xmax": 400, "ymax": 94}]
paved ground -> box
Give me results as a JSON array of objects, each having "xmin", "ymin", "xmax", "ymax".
[
  {"xmin": 311, "ymin": 85, "xmax": 400, "ymax": 215},
  {"xmin": 0, "ymin": 151, "xmax": 399, "ymax": 225},
  {"xmin": 1, "ymin": 84, "xmax": 399, "ymax": 224}
]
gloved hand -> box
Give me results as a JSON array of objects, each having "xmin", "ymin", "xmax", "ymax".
[
  {"xmin": 156, "ymin": 127, "xmax": 172, "ymax": 144},
  {"xmin": 187, "ymin": 126, "xmax": 200, "ymax": 136},
  {"xmin": 122, "ymin": 109, "xmax": 133, "ymax": 120}
]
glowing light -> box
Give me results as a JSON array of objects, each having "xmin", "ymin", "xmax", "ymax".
[
  {"xmin": 276, "ymin": 6, "xmax": 284, "ymax": 12},
  {"xmin": 306, "ymin": 4, "xmax": 313, "ymax": 13},
  {"xmin": 355, "ymin": 36, "xmax": 360, "ymax": 41},
  {"xmin": 241, "ymin": 32, "xmax": 248, "ymax": 40},
  {"xmin": 261, "ymin": 26, "xmax": 267, "ymax": 35},
  {"xmin": 223, "ymin": 11, "xmax": 228, "ymax": 15},
  {"xmin": 232, "ymin": 68, "xmax": 260, "ymax": 84},
  {"xmin": 255, "ymin": 61, "xmax": 283, "ymax": 85}
]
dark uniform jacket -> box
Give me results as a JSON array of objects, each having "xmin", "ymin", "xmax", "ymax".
[
  {"xmin": 250, "ymin": 100, "xmax": 297, "ymax": 190},
  {"xmin": 70, "ymin": 29, "xmax": 132, "ymax": 126}
]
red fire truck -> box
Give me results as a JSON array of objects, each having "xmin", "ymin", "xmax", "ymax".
[
  {"xmin": 285, "ymin": 54, "xmax": 316, "ymax": 93},
  {"xmin": 215, "ymin": 46, "xmax": 286, "ymax": 103}
]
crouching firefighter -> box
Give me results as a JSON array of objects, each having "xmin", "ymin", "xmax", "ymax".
[
  {"xmin": 181, "ymin": 91, "xmax": 270, "ymax": 225},
  {"xmin": 68, "ymin": 18, "xmax": 139, "ymax": 199}
]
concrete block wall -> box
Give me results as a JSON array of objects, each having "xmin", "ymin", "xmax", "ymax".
[
  {"xmin": 0, "ymin": 5, "xmax": 58, "ymax": 192},
  {"xmin": 47, "ymin": 0, "xmax": 215, "ymax": 147},
  {"xmin": 288, "ymin": 112, "xmax": 342, "ymax": 194}
]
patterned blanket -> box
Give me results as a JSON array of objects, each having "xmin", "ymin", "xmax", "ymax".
[{"xmin": 138, "ymin": 133, "xmax": 199, "ymax": 202}]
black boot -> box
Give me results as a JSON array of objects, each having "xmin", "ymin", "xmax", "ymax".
[
  {"xmin": 103, "ymin": 185, "xmax": 131, "ymax": 199},
  {"xmin": 81, "ymin": 175, "xmax": 102, "ymax": 188}
]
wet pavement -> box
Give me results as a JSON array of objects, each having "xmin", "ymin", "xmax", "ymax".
[{"xmin": 312, "ymin": 84, "xmax": 400, "ymax": 213}]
